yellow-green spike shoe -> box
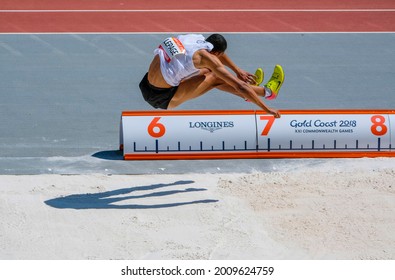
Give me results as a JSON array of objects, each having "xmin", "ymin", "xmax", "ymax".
[
  {"xmin": 254, "ymin": 67, "xmax": 264, "ymax": 86},
  {"xmin": 264, "ymin": 65, "xmax": 284, "ymax": 100}
]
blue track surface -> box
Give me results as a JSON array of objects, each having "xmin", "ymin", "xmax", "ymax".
[{"xmin": 1, "ymin": 33, "xmax": 394, "ymax": 174}]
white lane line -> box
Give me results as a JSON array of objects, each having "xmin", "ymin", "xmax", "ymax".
[
  {"xmin": 1, "ymin": 32, "xmax": 394, "ymax": 35},
  {"xmin": 1, "ymin": 9, "xmax": 395, "ymax": 13}
]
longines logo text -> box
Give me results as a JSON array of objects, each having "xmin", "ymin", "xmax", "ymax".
[{"xmin": 189, "ymin": 121, "xmax": 234, "ymax": 133}]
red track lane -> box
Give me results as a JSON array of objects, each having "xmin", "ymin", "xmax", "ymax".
[
  {"xmin": 1, "ymin": 11, "xmax": 394, "ymax": 33},
  {"xmin": 1, "ymin": 0, "xmax": 395, "ymax": 10},
  {"xmin": 0, "ymin": 0, "xmax": 394, "ymax": 32}
]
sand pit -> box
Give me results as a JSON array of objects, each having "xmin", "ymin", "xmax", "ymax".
[{"xmin": 0, "ymin": 158, "xmax": 394, "ymax": 260}]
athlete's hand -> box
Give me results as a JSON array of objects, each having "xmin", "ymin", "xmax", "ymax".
[
  {"xmin": 237, "ymin": 69, "xmax": 256, "ymax": 85},
  {"xmin": 269, "ymin": 108, "xmax": 281, "ymax": 118}
]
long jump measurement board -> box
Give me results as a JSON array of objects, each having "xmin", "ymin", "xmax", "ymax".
[{"xmin": 120, "ymin": 110, "xmax": 394, "ymax": 160}]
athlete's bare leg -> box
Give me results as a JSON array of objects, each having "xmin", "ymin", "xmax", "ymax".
[
  {"xmin": 167, "ymin": 72, "xmax": 217, "ymax": 109},
  {"xmin": 167, "ymin": 72, "xmax": 265, "ymax": 109},
  {"xmin": 216, "ymin": 83, "xmax": 266, "ymax": 98}
]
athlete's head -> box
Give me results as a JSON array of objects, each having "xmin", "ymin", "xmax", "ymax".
[{"xmin": 206, "ymin": 34, "xmax": 227, "ymax": 54}]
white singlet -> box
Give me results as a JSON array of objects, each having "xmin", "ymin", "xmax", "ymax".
[{"xmin": 154, "ymin": 34, "xmax": 214, "ymax": 86}]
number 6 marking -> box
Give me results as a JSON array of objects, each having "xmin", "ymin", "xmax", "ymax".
[
  {"xmin": 148, "ymin": 117, "xmax": 166, "ymax": 138},
  {"xmin": 370, "ymin": 115, "xmax": 388, "ymax": 136},
  {"xmin": 260, "ymin": 115, "xmax": 275, "ymax": 136}
]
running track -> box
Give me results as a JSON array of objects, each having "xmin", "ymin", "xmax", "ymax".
[{"xmin": 1, "ymin": 0, "xmax": 394, "ymax": 32}]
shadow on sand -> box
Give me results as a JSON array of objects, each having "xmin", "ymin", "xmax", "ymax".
[
  {"xmin": 91, "ymin": 150, "xmax": 123, "ymax": 161},
  {"xmin": 45, "ymin": 180, "xmax": 218, "ymax": 209}
]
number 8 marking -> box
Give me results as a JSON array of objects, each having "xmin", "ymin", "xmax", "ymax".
[
  {"xmin": 148, "ymin": 117, "xmax": 166, "ymax": 138},
  {"xmin": 370, "ymin": 115, "xmax": 388, "ymax": 136}
]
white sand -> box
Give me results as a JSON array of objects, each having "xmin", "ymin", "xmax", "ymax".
[{"xmin": 1, "ymin": 158, "xmax": 394, "ymax": 260}]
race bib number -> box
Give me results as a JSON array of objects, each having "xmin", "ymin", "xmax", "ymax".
[{"xmin": 159, "ymin": 37, "xmax": 186, "ymax": 63}]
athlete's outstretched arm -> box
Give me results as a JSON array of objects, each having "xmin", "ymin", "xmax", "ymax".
[
  {"xmin": 196, "ymin": 51, "xmax": 280, "ymax": 118},
  {"xmin": 218, "ymin": 53, "xmax": 256, "ymax": 84}
]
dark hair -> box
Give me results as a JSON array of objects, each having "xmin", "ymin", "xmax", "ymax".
[{"xmin": 206, "ymin": 34, "xmax": 227, "ymax": 53}]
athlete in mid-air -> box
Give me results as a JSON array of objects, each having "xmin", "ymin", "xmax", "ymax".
[{"xmin": 139, "ymin": 34, "xmax": 284, "ymax": 118}]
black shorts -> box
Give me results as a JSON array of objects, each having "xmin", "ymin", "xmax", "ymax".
[{"xmin": 139, "ymin": 73, "xmax": 179, "ymax": 109}]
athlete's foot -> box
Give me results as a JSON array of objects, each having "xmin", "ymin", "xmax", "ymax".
[
  {"xmin": 264, "ymin": 65, "xmax": 284, "ymax": 100},
  {"xmin": 245, "ymin": 68, "xmax": 264, "ymax": 102},
  {"xmin": 254, "ymin": 68, "xmax": 264, "ymax": 86}
]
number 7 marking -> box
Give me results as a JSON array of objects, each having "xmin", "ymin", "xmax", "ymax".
[{"xmin": 260, "ymin": 116, "xmax": 275, "ymax": 136}]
